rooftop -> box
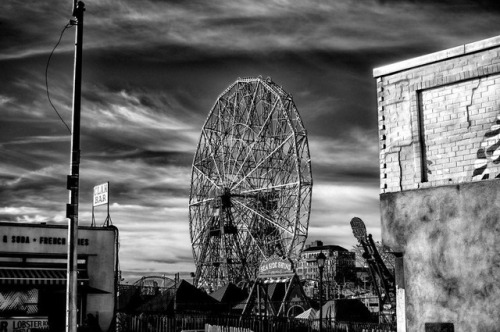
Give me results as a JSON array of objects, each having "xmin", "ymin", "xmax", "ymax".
[
  {"xmin": 303, "ymin": 244, "xmax": 348, "ymax": 253},
  {"xmin": 373, "ymin": 35, "xmax": 500, "ymax": 78}
]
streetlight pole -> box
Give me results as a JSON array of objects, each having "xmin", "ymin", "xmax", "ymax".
[{"xmin": 316, "ymin": 252, "xmax": 326, "ymax": 332}]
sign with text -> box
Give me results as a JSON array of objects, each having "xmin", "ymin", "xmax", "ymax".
[
  {"xmin": 0, "ymin": 317, "xmax": 49, "ymax": 332},
  {"xmin": 0, "ymin": 224, "xmax": 112, "ymax": 255},
  {"xmin": 259, "ymin": 256, "xmax": 294, "ymax": 276},
  {"xmin": 93, "ymin": 182, "xmax": 108, "ymax": 207}
]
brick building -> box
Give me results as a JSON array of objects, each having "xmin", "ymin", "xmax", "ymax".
[
  {"xmin": 374, "ymin": 36, "xmax": 500, "ymax": 332},
  {"xmin": 295, "ymin": 240, "xmax": 355, "ymax": 300}
]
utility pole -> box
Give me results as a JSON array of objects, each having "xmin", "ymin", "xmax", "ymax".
[{"xmin": 66, "ymin": 2, "xmax": 85, "ymax": 332}]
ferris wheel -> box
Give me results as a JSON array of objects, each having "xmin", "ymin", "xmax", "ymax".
[{"xmin": 189, "ymin": 77, "xmax": 312, "ymax": 291}]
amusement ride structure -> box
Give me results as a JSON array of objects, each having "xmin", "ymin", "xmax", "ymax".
[
  {"xmin": 350, "ymin": 217, "xmax": 395, "ymax": 323},
  {"xmin": 189, "ymin": 77, "xmax": 313, "ymax": 291}
]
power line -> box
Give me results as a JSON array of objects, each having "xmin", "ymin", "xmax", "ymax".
[{"xmin": 45, "ymin": 22, "xmax": 73, "ymax": 134}]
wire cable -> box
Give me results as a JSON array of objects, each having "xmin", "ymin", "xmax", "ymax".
[{"xmin": 45, "ymin": 22, "xmax": 73, "ymax": 134}]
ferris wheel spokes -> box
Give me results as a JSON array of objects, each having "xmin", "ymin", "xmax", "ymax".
[
  {"xmin": 237, "ymin": 182, "xmax": 300, "ymax": 195},
  {"xmin": 232, "ymin": 199, "xmax": 293, "ymax": 235},
  {"xmin": 230, "ymin": 133, "xmax": 294, "ymax": 191},
  {"xmin": 192, "ymin": 165, "xmax": 221, "ymax": 190},
  {"xmin": 201, "ymin": 130, "xmax": 224, "ymax": 180}
]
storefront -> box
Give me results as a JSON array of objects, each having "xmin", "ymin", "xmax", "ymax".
[{"xmin": 0, "ymin": 222, "xmax": 118, "ymax": 332}]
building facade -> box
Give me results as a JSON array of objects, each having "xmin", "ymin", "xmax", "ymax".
[
  {"xmin": 0, "ymin": 222, "xmax": 118, "ymax": 332},
  {"xmin": 295, "ymin": 240, "xmax": 355, "ymax": 300},
  {"xmin": 374, "ymin": 36, "xmax": 500, "ymax": 332}
]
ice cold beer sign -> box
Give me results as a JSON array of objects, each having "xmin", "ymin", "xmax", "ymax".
[{"xmin": 93, "ymin": 182, "xmax": 109, "ymax": 207}]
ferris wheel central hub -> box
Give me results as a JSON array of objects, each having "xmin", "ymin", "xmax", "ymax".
[{"xmin": 220, "ymin": 187, "xmax": 232, "ymax": 208}]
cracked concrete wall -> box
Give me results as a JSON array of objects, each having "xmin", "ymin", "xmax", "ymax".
[{"xmin": 380, "ymin": 181, "xmax": 500, "ymax": 332}]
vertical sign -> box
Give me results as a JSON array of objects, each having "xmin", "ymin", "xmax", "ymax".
[
  {"xmin": 93, "ymin": 182, "xmax": 108, "ymax": 207},
  {"xmin": 92, "ymin": 182, "xmax": 111, "ymax": 227}
]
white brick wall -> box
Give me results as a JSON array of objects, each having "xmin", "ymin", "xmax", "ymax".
[
  {"xmin": 419, "ymin": 76, "xmax": 500, "ymax": 184},
  {"xmin": 375, "ymin": 42, "xmax": 500, "ymax": 193}
]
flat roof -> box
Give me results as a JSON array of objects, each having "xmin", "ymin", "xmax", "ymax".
[
  {"xmin": 373, "ymin": 35, "xmax": 500, "ymax": 78},
  {"xmin": 0, "ymin": 221, "xmax": 116, "ymax": 231},
  {"xmin": 303, "ymin": 244, "xmax": 348, "ymax": 252}
]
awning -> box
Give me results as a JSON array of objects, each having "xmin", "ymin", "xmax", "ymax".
[{"xmin": 0, "ymin": 268, "xmax": 89, "ymax": 285}]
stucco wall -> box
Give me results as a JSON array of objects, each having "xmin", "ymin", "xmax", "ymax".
[{"xmin": 380, "ymin": 180, "xmax": 500, "ymax": 332}]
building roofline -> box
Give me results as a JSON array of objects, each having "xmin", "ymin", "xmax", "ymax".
[
  {"xmin": 303, "ymin": 245, "xmax": 348, "ymax": 252},
  {"xmin": 0, "ymin": 221, "xmax": 114, "ymax": 231},
  {"xmin": 373, "ymin": 35, "xmax": 500, "ymax": 78}
]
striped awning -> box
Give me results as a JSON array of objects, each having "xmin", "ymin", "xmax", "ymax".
[{"xmin": 0, "ymin": 268, "xmax": 88, "ymax": 285}]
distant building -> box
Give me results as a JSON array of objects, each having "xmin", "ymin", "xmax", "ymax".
[{"xmin": 295, "ymin": 240, "xmax": 355, "ymax": 300}]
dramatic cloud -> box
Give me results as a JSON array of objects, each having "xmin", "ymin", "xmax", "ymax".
[{"xmin": 1, "ymin": 0, "xmax": 500, "ymax": 281}]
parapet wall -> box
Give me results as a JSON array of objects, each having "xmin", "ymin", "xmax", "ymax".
[{"xmin": 374, "ymin": 36, "xmax": 500, "ymax": 193}]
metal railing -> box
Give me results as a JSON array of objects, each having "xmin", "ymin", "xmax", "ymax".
[{"xmin": 116, "ymin": 313, "xmax": 396, "ymax": 332}]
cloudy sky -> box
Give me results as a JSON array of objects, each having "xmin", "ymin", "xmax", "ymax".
[{"xmin": 1, "ymin": 0, "xmax": 500, "ymax": 282}]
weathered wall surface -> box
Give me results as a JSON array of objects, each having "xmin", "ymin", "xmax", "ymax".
[
  {"xmin": 375, "ymin": 36, "xmax": 500, "ymax": 194},
  {"xmin": 380, "ymin": 181, "xmax": 500, "ymax": 332},
  {"xmin": 374, "ymin": 36, "xmax": 500, "ymax": 332}
]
